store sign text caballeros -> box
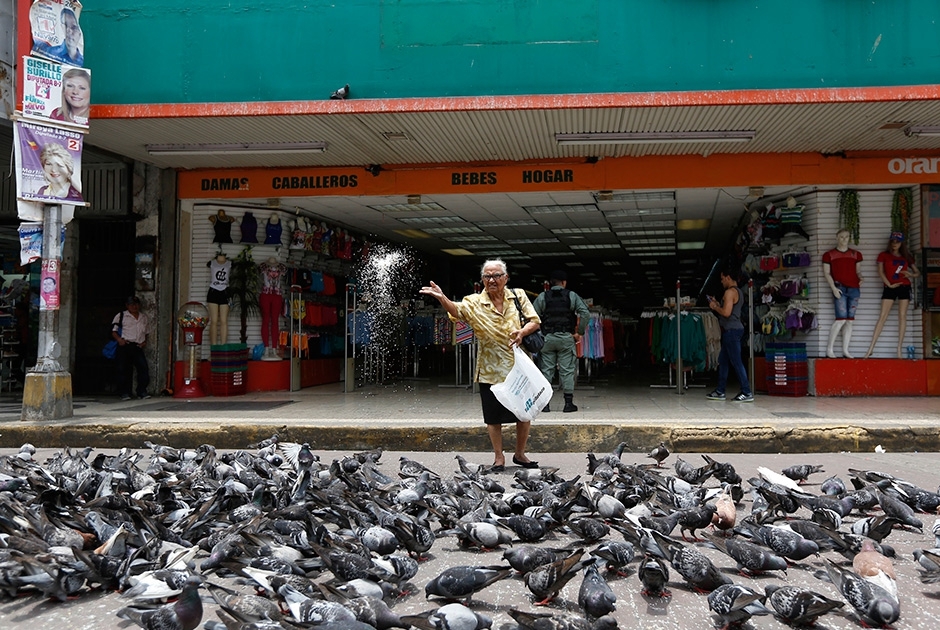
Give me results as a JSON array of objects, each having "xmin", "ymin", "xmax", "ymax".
[
  {"xmin": 200, "ymin": 174, "xmax": 360, "ymax": 191},
  {"xmin": 888, "ymin": 157, "xmax": 940, "ymax": 174}
]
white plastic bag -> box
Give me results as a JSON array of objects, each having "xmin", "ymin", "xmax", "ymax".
[{"xmin": 491, "ymin": 345, "xmax": 552, "ymax": 422}]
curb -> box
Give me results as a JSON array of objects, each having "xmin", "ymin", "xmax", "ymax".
[{"xmin": 1, "ymin": 422, "xmax": 937, "ymax": 454}]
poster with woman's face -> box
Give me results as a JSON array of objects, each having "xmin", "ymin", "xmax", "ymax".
[
  {"xmin": 22, "ymin": 57, "xmax": 91, "ymax": 128},
  {"xmin": 30, "ymin": 0, "xmax": 85, "ymax": 68},
  {"xmin": 13, "ymin": 119, "xmax": 86, "ymax": 206}
]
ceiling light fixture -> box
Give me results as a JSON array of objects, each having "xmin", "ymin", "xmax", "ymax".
[
  {"xmin": 146, "ymin": 141, "xmax": 327, "ymax": 155},
  {"xmin": 370, "ymin": 202, "xmax": 447, "ymax": 213},
  {"xmin": 905, "ymin": 125, "xmax": 940, "ymax": 137},
  {"xmin": 556, "ymin": 131, "xmax": 755, "ymax": 145},
  {"xmin": 477, "ymin": 220, "xmax": 539, "ymax": 227},
  {"xmin": 525, "ymin": 204, "xmax": 599, "ymax": 214},
  {"xmin": 677, "ymin": 241, "xmax": 707, "ymax": 250}
]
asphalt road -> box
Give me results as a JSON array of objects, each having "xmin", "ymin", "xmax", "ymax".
[{"xmin": 1, "ymin": 447, "xmax": 939, "ymax": 630}]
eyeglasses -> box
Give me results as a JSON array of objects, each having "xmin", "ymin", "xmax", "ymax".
[{"xmin": 482, "ymin": 273, "xmax": 506, "ymax": 281}]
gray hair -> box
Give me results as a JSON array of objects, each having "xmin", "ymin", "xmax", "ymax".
[{"xmin": 480, "ymin": 259, "xmax": 507, "ymax": 277}]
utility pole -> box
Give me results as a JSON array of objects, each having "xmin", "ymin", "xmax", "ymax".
[{"xmin": 21, "ymin": 203, "xmax": 73, "ymax": 420}]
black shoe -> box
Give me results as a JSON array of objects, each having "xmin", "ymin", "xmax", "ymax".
[
  {"xmin": 563, "ymin": 402, "xmax": 578, "ymax": 412},
  {"xmin": 488, "ymin": 464, "xmax": 505, "ymax": 473},
  {"xmin": 543, "ymin": 404, "xmax": 551, "ymax": 412},
  {"xmin": 512, "ymin": 456, "xmax": 539, "ymax": 469}
]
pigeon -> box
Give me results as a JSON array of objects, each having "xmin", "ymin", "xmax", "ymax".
[
  {"xmin": 764, "ymin": 584, "xmax": 845, "ymax": 626},
  {"xmin": 495, "ymin": 514, "xmax": 548, "ymax": 542},
  {"xmin": 702, "ymin": 455, "xmax": 742, "ymax": 485},
  {"xmin": 781, "ymin": 464, "xmax": 824, "ymax": 484},
  {"xmin": 705, "ymin": 534, "xmax": 788, "ymax": 575},
  {"xmin": 674, "ymin": 457, "xmax": 714, "ymax": 485},
  {"xmin": 668, "ymin": 543, "xmax": 732, "ymax": 592},
  {"xmin": 742, "ymin": 522, "xmax": 820, "ymax": 562},
  {"xmin": 914, "ymin": 548, "xmax": 940, "ymax": 583},
  {"xmin": 647, "ymin": 442, "xmax": 669, "ymax": 467},
  {"xmin": 851, "ymin": 514, "xmax": 900, "ymax": 543},
  {"xmin": 279, "ymin": 583, "xmax": 356, "ymax": 625},
  {"xmin": 450, "ymin": 521, "xmax": 513, "ymax": 549},
  {"xmin": 712, "ymin": 487, "xmax": 737, "ymax": 534},
  {"xmin": 116, "ymin": 575, "xmax": 203, "ymax": 630},
  {"xmin": 424, "ymin": 565, "xmax": 512, "ymax": 604},
  {"xmin": 402, "ymin": 603, "xmax": 492, "ymax": 630},
  {"xmin": 589, "ymin": 541, "xmax": 635, "ymax": 575},
  {"xmin": 578, "ymin": 561, "xmax": 617, "ymax": 620},
  {"xmin": 876, "ymin": 488, "xmax": 924, "ymax": 531},
  {"xmin": 502, "ymin": 546, "xmax": 573, "ymax": 574},
  {"xmin": 205, "ymin": 581, "xmax": 283, "ymax": 624},
  {"xmin": 565, "ymin": 516, "xmax": 610, "ymax": 543},
  {"xmin": 330, "ymin": 84, "xmax": 350, "ymax": 100},
  {"xmin": 508, "ymin": 608, "xmax": 618, "ymax": 630},
  {"xmin": 677, "ymin": 504, "xmax": 716, "ymax": 541},
  {"xmin": 853, "ymin": 538, "xmax": 898, "ymax": 601},
  {"xmin": 637, "ymin": 554, "xmax": 670, "ymax": 597},
  {"xmin": 822, "ymin": 558, "xmax": 900, "ymax": 627},
  {"xmin": 707, "ymin": 583, "xmax": 771, "ymax": 629},
  {"xmin": 524, "ymin": 549, "xmax": 592, "ymax": 605},
  {"xmin": 820, "ymin": 475, "xmax": 847, "ymax": 496}
]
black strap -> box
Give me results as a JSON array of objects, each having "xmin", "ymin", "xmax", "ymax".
[
  {"xmin": 511, "ymin": 290, "xmax": 528, "ymax": 327},
  {"xmin": 115, "ymin": 310, "xmax": 125, "ymax": 337}
]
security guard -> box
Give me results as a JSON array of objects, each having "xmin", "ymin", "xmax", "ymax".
[{"xmin": 532, "ymin": 270, "xmax": 590, "ymax": 412}]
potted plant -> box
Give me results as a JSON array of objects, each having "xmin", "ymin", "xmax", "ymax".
[{"xmin": 228, "ymin": 246, "xmax": 261, "ymax": 344}]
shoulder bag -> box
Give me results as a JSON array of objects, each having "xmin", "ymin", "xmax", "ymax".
[
  {"xmin": 102, "ymin": 311, "xmax": 124, "ymax": 359},
  {"xmin": 511, "ymin": 290, "xmax": 545, "ymax": 354}
]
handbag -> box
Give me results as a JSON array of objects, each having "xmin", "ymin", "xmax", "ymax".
[
  {"xmin": 490, "ymin": 345, "xmax": 551, "ymax": 421},
  {"xmin": 511, "ymin": 290, "xmax": 545, "ymax": 354},
  {"xmin": 102, "ymin": 311, "xmax": 124, "ymax": 359}
]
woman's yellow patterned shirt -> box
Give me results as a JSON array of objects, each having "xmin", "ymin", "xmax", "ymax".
[{"xmin": 451, "ymin": 288, "xmax": 541, "ymax": 384}]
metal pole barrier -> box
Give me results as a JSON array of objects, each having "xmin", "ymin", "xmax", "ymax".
[
  {"xmin": 748, "ymin": 278, "xmax": 755, "ymax": 392},
  {"xmin": 675, "ymin": 281, "xmax": 683, "ymax": 394}
]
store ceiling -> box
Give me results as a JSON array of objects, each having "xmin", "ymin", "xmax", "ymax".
[{"xmin": 74, "ymin": 95, "xmax": 940, "ymax": 311}]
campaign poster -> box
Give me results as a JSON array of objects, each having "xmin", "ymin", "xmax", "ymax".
[
  {"xmin": 40, "ymin": 259, "xmax": 61, "ymax": 310},
  {"xmin": 13, "ymin": 119, "xmax": 86, "ymax": 206},
  {"xmin": 30, "ymin": 0, "xmax": 84, "ymax": 67},
  {"xmin": 18, "ymin": 222, "xmax": 43, "ymax": 266},
  {"xmin": 22, "ymin": 56, "xmax": 90, "ymax": 128}
]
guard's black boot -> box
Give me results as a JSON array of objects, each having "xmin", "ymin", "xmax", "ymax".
[
  {"xmin": 542, "ymin": 403, "xmax": 551, "ymax": 412},
  {"xmin": 563, "ymin": 393, "xmax": 577, "ymax": 413}
]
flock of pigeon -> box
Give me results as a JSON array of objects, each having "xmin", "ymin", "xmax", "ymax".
[{"xmin": 0, "ymin": 439, "xmax": 938, "ymax": 630}]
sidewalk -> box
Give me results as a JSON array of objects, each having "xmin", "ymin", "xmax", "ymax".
[{"xmin": 0, "ymin": 377, "xmax": 937, "ymax": 453}]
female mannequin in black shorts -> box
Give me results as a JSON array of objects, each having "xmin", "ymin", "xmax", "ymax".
[{"xmin": 207, "ymin": 252, "xmax": 231, "ymax": 345}]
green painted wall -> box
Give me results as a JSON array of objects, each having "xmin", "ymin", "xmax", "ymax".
[{"xmin": 83, "ymin": 0, "xmax": 940, "ymax": 105}]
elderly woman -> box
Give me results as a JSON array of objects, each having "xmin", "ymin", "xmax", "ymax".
[
  {"xmin": 37, "ymin": 142, "xmax": 82, "ymax": 201},
  {"xmin": 421, "ymin": 259, "xmax": 541, "ymax": 471}
]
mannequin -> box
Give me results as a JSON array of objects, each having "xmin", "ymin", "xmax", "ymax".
[
  {"xmin": 289, "ymin": 218, "xmax": 306, "ymax": 250},
  {"xmin": 258, "ymin": 256, "xmax": 287, "ymax": 359},
  {"xmin": 209, "ymin": 209, "xmax": 234, "ymax": 244},
  {"xmin": 822, "ymin": 229, "xmax": 863, "ymax": 358},
  {"xmin": 264, "ymin": 212, "xmax": 283, "ymax": 245},
  {"xmin": 206, "ymin": 253, "xmax": 231, "ymax": 345},
  {"xmin": 865, "ymin": 231, "xmax": 921, "ymax": 358},
  {"xmin": 239, "ymin": 211, "xmax": 258, "ymax": 244}
]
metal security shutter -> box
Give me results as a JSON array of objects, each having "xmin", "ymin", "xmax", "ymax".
[{"xmin": 810, "ymin": 188, "xmax": 922, "ymax": 359}]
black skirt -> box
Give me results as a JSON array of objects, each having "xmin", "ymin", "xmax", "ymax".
[{"xmin": 479, "ymin": 383, "xmax": 518, "ymax": 425}]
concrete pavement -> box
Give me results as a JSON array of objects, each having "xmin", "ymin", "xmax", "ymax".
[{"xmin": 0, "ymin": 378, "xmax": 937, "ymax": 453}]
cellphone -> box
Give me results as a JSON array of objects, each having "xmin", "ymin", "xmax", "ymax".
[{"xmin": 706, "ymin": 295, "xmax": 715, "ymax": 302}]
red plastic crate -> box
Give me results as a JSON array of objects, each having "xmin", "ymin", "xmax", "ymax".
[
  {"xmin": 766, "ymin": 376, "xmax": 808, "ymax": 396},
  {"xmin": 211, "ymin": 369, "xmax": 247, "ymax": 396}
]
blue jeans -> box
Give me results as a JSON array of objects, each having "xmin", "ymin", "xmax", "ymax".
[
  {"xmin": 833, "ymin": 284, "xmax": 860, "ymax": 320},
  {"xmin": 716, "ymin": 328, "xmax": 751, "ymax": 396}
]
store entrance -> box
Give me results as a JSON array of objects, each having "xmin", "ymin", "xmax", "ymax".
[{"xmin": 73, "ymin": 220, "xmax": 136, "ymax": 395}]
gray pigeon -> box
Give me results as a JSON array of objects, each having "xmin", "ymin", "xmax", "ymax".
[
  {"xmin": 503, "ymin": 546, "xmax": 572, "ymax": 574},
  {"xmin": 589, "ymin": 541, "xmax": 635, "ymax": 575},
  {"xmin": 707, "ymin": 583, "xmax": 771, "ymax": 628},
  {"xmin": 765, "ymin": 584, "xmax": 845, "ymax": 626},
  {"xmin": 508, "ymin": 607, "xmax": 618, "ymax": 630},
  {"xmin": 669, "ymin": 544, "xmax": 732, "ymax": 592},
  {"xmin": 524, "ymin": 550, "xmax": 592, "ymax": 604},
  {"xmin": 424, "ymin": 565, "xmax": 512, "ymax": 604},
  {"xmin": 401, "ymin": 603, "xmax": 492, "ymax": 630},
  {"xmin": 116, "ymin": 575, "xmax": 203, "ymax": 630},
  {"xmin": 706, "ymin": 534, "xmax": 788, "ymax": 575},
  {"xmin": 578, "ymin": 561, "xmax": 617, "ymax": 620},
  {"xmin": 781, "ymin": 464, "xmax": 824, "ymax": 483},
  {"xmin": 637, "ymin": 554, "xmax": 670, "ymax": 597},
  {"xmin": 647, "ymin": 442, "xmax": 669, "ymax": 467},
  {"xmin": 823, "ymin": 558, "xmax": 900, "ymax": 627}
]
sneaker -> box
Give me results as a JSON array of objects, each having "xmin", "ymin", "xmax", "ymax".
[
  {"xmin": 731, "ymin": 392, "xmax": 755, "ymax": 402},
  {"xmin": 139, "ymin": 394, "xmax": 152, "ymax": 400},
  {"xmin": 120, "ymin": 394, "xmax": 132, "ymax": 401},
  {"xmin": 706, "ymin": 390, "xmax": 725, "ymax": 400}
]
